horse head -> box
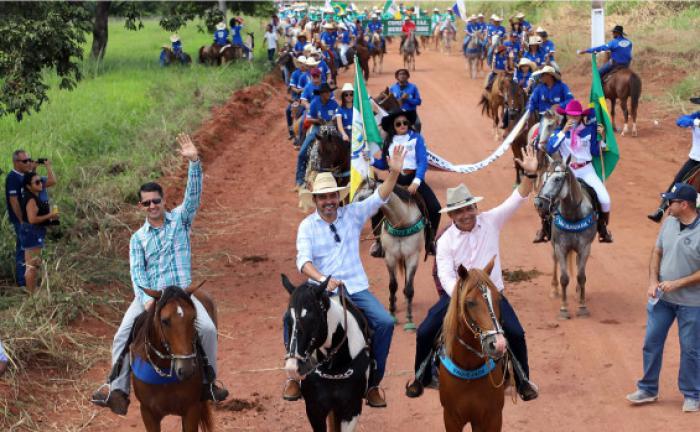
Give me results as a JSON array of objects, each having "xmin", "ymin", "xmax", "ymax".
[
  {"xmin": 141, "ymin": 285, "xmax": 203, "ymax": 381},
  {"xmin": 534, "ymin": 155, "xmax": 569, "ymax": 217},
  {"xmin": 502, "ymin": 76, "xmax": 526, "ymax": 124},
  {"xmin": 282, "ymin": 275, "xmax": 332, "ymax": 380},
  {"xmin": 536, "ymin": 108, "xmax": 562, "ymax": 148},
  {"xmin": 443, "ymin": 258, "xmax": 507, "ymax": 361}
]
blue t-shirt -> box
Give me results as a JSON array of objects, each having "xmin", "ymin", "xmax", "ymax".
[
  {"xmin": 5, "ymin": 170, "xmax": 24, "ymax": 224},
  {"xmin": 214, "ymin": 29, "xmax": 229, "ymax": 45},
  {"xmin": 527, "ymin": 81, "xmax": 574, "ymax": 113},
  {"xmin": 0, "ymin": 339, "xmax": 7, "ymax": 363},
  {"xmin": 541, "ymin": 40, "xmax": 556, "ymax": 60},
  {"xmin": 231, "ymin": 25, "xmax": 243, "ymax": 45},
  {"xmin": 293, "ymin": 40, "xmax": 306, "ymax": 53},
  {"xmin": 308, "ymin": 98, "xmax": 340, "ymax": 122},
  {"xmin": 172, "ymin": 40, "xmax": 182, "ymax": 53},
  {"xmin": 389, "ymin": 82, "xmax": 422, "ymax": 112},
  {"xmin": 367, "ymin": 21, "xmax": 382, "ymax": 33},
  {"xmin": 523, "ymin": 50, "xmax": 546, "ymax": 67},
  {"xmin": 320, "ymin": 31, "xmax": 337, "ymax": 47},
  {"xmin": 492, "ymin": 52, "xmax": 508, "ymax": 71},
  {"xmin": 335, "ymin": 106, "xmax": 353, "ymax": 133}
]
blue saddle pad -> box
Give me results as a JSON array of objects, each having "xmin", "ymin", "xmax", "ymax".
[{"xmin": 132, "ymin": 355, "xmax": 180, "ymax": 385}]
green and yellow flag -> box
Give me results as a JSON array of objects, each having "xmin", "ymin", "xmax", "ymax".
[
  {"xmin": 350, "ymin": 55, "xmax": 383, "ymax": 200},
  {"xmin": 590, "ymin": 53, "xmax": 620, "ymax": 181}
]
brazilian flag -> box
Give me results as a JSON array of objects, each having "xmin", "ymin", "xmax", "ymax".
[
  {"xmin": 590, "ymin": 53, "xmax": 620, "ymax": 181},
  {"xmin": 332, "ymin": 2, "xmax": 347, "ymax": 16}
]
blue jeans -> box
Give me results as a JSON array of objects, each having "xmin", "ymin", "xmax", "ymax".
[
  {"xmin": 283, "ymin": 288, "xmax": 394, "ymax": 387},
  {"xmin": 598, "ymin": 60, "xmax": 629, "ymax": 79},
  {"xmin": 296, "ymin": 124, "xmax": 318, "ymax": 186},
  {"xmin": 637, "ymin": 299, "xmax": 700, "ymax": 399},
  {"xmin": 285, "ymin": 103, "xmax": 293, "ymax": 130},
  {"xmin": 11, "ymin": 222, "xmax": 25, "ymax": 286}
]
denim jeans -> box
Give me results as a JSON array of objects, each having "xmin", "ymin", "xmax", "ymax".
[
  {"xmin": 283, "ymin": 288, "xmax": 394, "ymax": 387},
  {"xmin": 295, "ymin": 124, "xmax": 318, "ymax": 186},
  {"xmin": 637, "ymin": 299, "xmax": 700, "ymax": 399},
  {"xmin": 11, "ymin": 222, "xmax": 25, "ymax": 286}
]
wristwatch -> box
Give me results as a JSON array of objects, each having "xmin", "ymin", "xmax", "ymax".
[{"xmin": 525, "ymin": 172, "xmax": 538, "ymax": 179}]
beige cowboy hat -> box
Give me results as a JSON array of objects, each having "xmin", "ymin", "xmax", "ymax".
[
  {"xmin": 478, "ymin": 13, "xmax": 484, "ymax": 18},
  {"xmin": 533, "ymin": 65, "xmax": 560, "ymax": 80},
  {"xmin": 216, "ymin": 22, "xmax": 227, "ymax": 31},
  {"xmin": 469, "ymin": 14, "xmax": 477, "ymax": 21},
  {"xmin": 169, "ymin": 34, "xmax": 180, "ymax": 43},
  {"xmin": 300, "ymin": 173, "xmax": 350, "ymax": 207},
  {"xmin": 439, "ymin": 184, "xmax": 483, "ymax": 214},
  {"xmin": 304, "ymin": 56, "xmax": 320, "ymax": 67},
  {"xmin": 528, "ymin": 35, "xmax": 543, "ymax": 45},
  {"xmin": 535, "ymin": 26, "xmax": 546, "ymax": 34},
  {"xmin": 322, "ymin": 22, "xmax": 336, "ymax": 30},
  {"xmin": 518, "ymin": 57, "xmax": 537, "ymax": 70},
  {"xmin": 303, "ymin": 43, "xmax": 315, "ymax": 53},
  {"xmin": 492, "ymin": 15, "xmax": 503, "ymax": 22},
  {"xmin": 514, "ymin": 12, "xmax": 526, "ymax": 19},
  {"xmin": 338, "ymin": 22, "xmax": 347, "ymax": 30},
  {"xmin": 293, "ymin": 55, "xmax": 308, "ymax": 67},
  {"xmin": 340, "ymin": 82, "xmax": 354, "ymax": 93},
  {"xmin": 433, "ymin": 8, "xmax": 440, "ymax": 12}
]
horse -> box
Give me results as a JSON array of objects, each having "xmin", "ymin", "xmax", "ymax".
[
  {"xmin": 365, "ymin": 32, "xmax": 384, "ymax": 74},
  {"xmin": 373, "ymin": 88, "xmax": 402, "ymax": 114},
  {"xmin": 305, "ymin": 123, "xmax": 351, "ymax": 189},
  {"xmin": 464, "ymin": 34, "xmax": 484, "ymax": 79},
  {"xmin": 160, "ymin": 47, "xmax": 192, "ymax": 66},
  {"xmin": 526, "ymin": 108, "xmax": 563, "ymax": 189},
  {"xmin": 501, "ymin": 77, "xmax": 533, "ymax": 184},
  {"xmin": 198, "ymin": 44, "xmax": 221, "ymax": 66},
  {"xmin": 277, "ymin": 45, "xmax": 296, "ymax": 85},
  {"xmin": 534, "ymin": 157, "xmax": 597, "ymax": 319},
  {"xmin": 439, "ymin": 258, "xmax": 509, "ymax": 432},
  {"xmin": 402, "ymin": 31, "xmax": 417, "ymax": 71},
  {"xmin": 352, "ymin": 44, "xmax": 371, "ymax": 81},
  {"xmin": 220, "ymin": 44, "xmax": 245, "ymax": 64},
  {"xmin": 441, "ymin": 23, "xmax": 456, "ymax": 54},
  {"xmin": 478, "ymin": 72, "xmax": 510, "ymax": 140},
  {"xmin": 355, "ymin": 179, "xmax": 427, "ymax": 331},
  {"xmin": 282, "ymin": 275, "xmax": 371, "ymax": 432},
  {"xmin": 603, "ymin": 65, "xmax": 642, "ymax": 137},
  {"xmin": 130, "ymin": 285, "xmax": 216, "ymax": 432},
  {"xmin": 432, "ymin": 25, "xmax": 442, "ymax": 51}
]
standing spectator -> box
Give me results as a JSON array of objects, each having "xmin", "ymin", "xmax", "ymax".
[
  {"xmin": 627, "ymin": 183, "xmax": 700, "ymax": 413},
  {"xmin": 21, "ymin": 171, "xmax": 59, "ymax": 293},
  {"xmin": 264, "ymin": 24, "xmax": 278, "ymax": 64},
  {"xmin": 0, "ymin": 338, "xmax": 8, "ymax": 377}
]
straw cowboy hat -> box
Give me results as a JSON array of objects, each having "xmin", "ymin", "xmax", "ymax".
[
  {"xmin": 305, "ymin": 56, "xmax": 320, "ymax": 67},
  {"xmin": 535, "ymin": 26, "xmax": 546, "ymax": 34},
  {"xmin": 340, "ymin": 82, "xmax": 354, "ymax": 93},
  {"xmin": 169, "ymin": 34, "xmax": 180, "ymax": 43},
  {"xmin": 492, "ymin": 15, "xmax": 503, "ymax": 22},
  {"xmin": 322, "ymin": 22, "xmax": 336, "ymax": 30},
  {"xmin": 293, "ymin": 55, "xmax": 308, "ymax": 68},
  {"xmin": 556, "ymin": 100, "xmax": 593, "ymax": 117},
  {"xmin": 518, "ymin": 57, "xmax": 537, "ymax": 70},
  {"xmin": 300, "ymin": 172, "xmax": 350, "ymax": 207},
  {"xmin": 439, "ymin": 184, "xmax": 483, "ymax": 214},
  {"xmin": 514, "ymin": 12, "xmax": 526, "ymax": 19},
  {"xmin": 216, "ymin": 22, "xmax": 227, "ymax": 31},
  {"xmin": 478, "ymin": 13, "xmax": 484, "ymax": 18},
  {"xmin": 533, "ymin": 65, "xmax": 560, "ymax": 80},
  {"xmin": 528, "ymin": 35, "xmax": 543, "ymax": 45},
  {"xmin": 433, "ymin": 8, "xmax": 440, "ymax": 12},
  {"xmin": 338, "ymin": 22, "xmax": 347, "ymax": 30}
]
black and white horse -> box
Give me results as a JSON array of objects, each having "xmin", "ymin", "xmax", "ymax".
[{"xmin": 282, "ymin": 275, "xmax": 370, "ymax": 432}]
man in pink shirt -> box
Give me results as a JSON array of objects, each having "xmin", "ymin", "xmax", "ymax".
[{"xmin": 405, "ymin": 147, "xmax": 540, "ymax": 401}]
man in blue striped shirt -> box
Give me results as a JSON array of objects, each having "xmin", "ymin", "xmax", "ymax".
[{"xmin": 91, "ymin": 133, "xmax": 228, "ymax": 415}]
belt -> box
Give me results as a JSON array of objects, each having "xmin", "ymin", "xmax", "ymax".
[
  {"xmin": 401, "ymin": 169, "xmax": 416, "ymax": 176},
  {"xmin": 569, "ymin": 161, "xmax": 591, "ymax": 170}
]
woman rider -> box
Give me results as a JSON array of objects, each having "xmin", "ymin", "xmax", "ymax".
[{"xmin": 370, "ymin": 109, "xmax": 441, "ymax": 257}]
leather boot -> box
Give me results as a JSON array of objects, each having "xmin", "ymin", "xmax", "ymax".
[
  {"xmin": 366, "ymin": 386, "xmax": 387, "ymax": 407},
  {"xmin": 598, "ymin": 212, "xmax": 613, "ymax": 243},
  {"xmin": 202, "ymin": 382, "xmax": 229, "ymax": 402},
  {"xmin": 533, "ymin": 217, "xmax": 549, "ymax": 243},
  {"xmin": 282, "ymin": 378, "xmax": 302, "ymax": 401},
  {"xmin": 90, "ymin": 387, "xmax": 130, "ymax": 415},
  {"xmin": 647, "ymin": 199, "xmax": 667, "ymax": 223}
]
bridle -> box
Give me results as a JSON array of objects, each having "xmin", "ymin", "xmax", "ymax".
[
  {"xmin": 144, "ymin": 300, "xmax": 198, "ymax": 378},
  {"xmin": 536, "ymin": 160, "xmax": 577, "ymax": 216},
  {"xmin": 456, "ymin": 279, "xmax": 504, "ymax": 361}
]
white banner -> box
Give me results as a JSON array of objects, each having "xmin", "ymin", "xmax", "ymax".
[{"xmin": 591, "ymin": 8, "xmax": 605, "ymax": 47}]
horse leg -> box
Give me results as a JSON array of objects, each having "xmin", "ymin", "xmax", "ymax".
[
  {"xmin": 140, "ymin": 406, "xmax": 163, "ymax": 432},
  {"xmin": 385, "ymin": 256, "xmax": 399, "ymax": 324},
  {"xmin": 550, "ymin": 251, "xmax": 560, "ymax": 298},
  {"xmin": 182, "ymin": 404, "xmax": 202, "ymax": 432},
  {"xmin": 443, "ymin": 409, "xmax": 467, "ymax": 432},
  {"xmin": 576, "ymin": 245, "xmax": 592, "ymax": 317},
  {"xmin": 555, "ymin": 246, "xmax": 571, "ymax": 319},
  {"xmin": 620, "ymin": 96, "xmax": 630, "ymax": 136},
  {"xmin": 403, "ymin": 251, "xmax": 420, "ymax": 331},
  {"xmin": 610, "ymin": 97, "xmax": 618, "ymax": 133},
  {"xmin": 339, "ymin": 415, "xmax": 360, "ymax": 432},
  {"xmin": 631, "ymin": 91, "xmax": 639, "ymax": 137}
]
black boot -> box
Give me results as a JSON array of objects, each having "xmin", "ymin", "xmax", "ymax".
[
  {"xmin": 533, "ymin": 217, "xmax": 550, "ymax": 243},
  {"xmin": 647, "ymin": 199, "xmax": 667, "ymax": 223},
  {"xmin": 598, "ymin": 212, "xmax": 613, "ymax": 243}
]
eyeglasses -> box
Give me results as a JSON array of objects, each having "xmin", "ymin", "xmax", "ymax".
[
  {"xmin": 329, "ymin": 223, "xmax": 341, "ymax": 243},
  {"xmin": 19, "ymin": 159, "xmax": 33, "ymax": 164},
  {"xmin": 141, "ymin": 198, "xmax": 162, "ymax": 207},
  {"xmin": 32, "ymin": 179, "xmax": 42, "ymax": 186},
  {"xmin": 394, "ymin": 120, "xmax": 409, "ymax": 127}
]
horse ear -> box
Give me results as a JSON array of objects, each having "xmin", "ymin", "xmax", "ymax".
[
  {"xmin": 457, "ymin": 265, "xmax": 469, "ymax": 281},
  {"xmin": 141, "ymin": 288, "xmax": 162, "ymax": 300},
  {"xmin": 281, "ymin": 274, "xmax": 296, "ymax": 295},
  {"xmin": 483, "ymin": 256, "xmax": 496, "ymax": 276},
  {"xmin": 314, "ymin": 277, "xmax": 330, "ymax": 296},
  {"xmin": 564, "ymin": 154, "xmax": 572, "ymax": 168},
  {"xmin": 184, "ymin": 280, "xmax": 206, "ymax": 296}
]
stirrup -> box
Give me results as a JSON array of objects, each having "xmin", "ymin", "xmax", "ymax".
[{"xmin": 90, "ymin": 382, "xmax": 112, "ymax": 404}]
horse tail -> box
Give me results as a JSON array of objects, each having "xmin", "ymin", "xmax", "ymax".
[
  {"xmin": 478, "ymin": 94, "xmax": 491, "ymax": 118},
  {"xmin": 199, "ymin": 402, "xmax": 214, "ymax": 432},
  {"xmin": 629, "ymin": 72, "xmax": 642, "ymax": 119}
]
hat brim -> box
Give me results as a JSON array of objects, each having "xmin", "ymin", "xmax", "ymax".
[
  {"xmin": 690, "ymin": 97, "xmax": 700, "ymax": 105},
  {"xmin": 439, "ymin": 196, "xmax": 484, "ymax": 214},
  {"xmin": 556, "ymin": 107, "xmax": 593, "ymax": 116},
  {"xmin": 381, "ymin": 110, "xmax": 418, "ymax": 132},
  {"xmin": 300, "ymin": 186, "xmax": 350, "ymax": 208}
]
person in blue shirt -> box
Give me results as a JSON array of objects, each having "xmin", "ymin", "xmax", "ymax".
[
  {"xmin": 335, "ymin": 83, "xmax": 354, "ymax": 142},
  {"xmin": 286, "ymin": 56, "xmax": 309, "ymax": 139},
  {"xmin": 485, "ymin": 45, "xmax": 510, "ymax": 91},
  {"xmin": 514, "ymin": 58, "xmax": 536, "ymax": 91},
  {"xmin": 486, "ymin": 15, "xmax": 506, "ymax": 65},
  {"xmin": 295, "ymin": 83, "xmax": 340, "ymax": 189},
  {"xmin": 337, "ymin": 23, "xmax": 353, "ymax": 66},
  {"xmin": 579, "ymin": 25, "xmax": 633, "ymax": 81},
  {"xmin": 503, "ymin": 32, "xmax": 521, "ymax": 59},
  {"xmin": 390, "ymin": 69, "xmax": 423, "ymax": 132},
  {"xmin": 213, "ymin": 22, "xmax": 229, "ymax": 47},
  {"xmin": 527, "ymin": 66, "xmax": 575, "ymax": 147},
  {"xmin": 366, "ymin": 14, "xmax": 386, "ymax": 54},
  {"xmin": 648, "ymin": 98, "xmax": 700, "ymax": 222},
  {"xmin": 536, "ymin": 27, "xmax": 559, "ymax": 72},
  {"xmin": 229, "ymin": 17, "xmax": 251, "ymax": 57},
  {"xmin": 293, "ymin": 34, "xmax": 307, "ymax": 54},
  {"xmin": 462, "ymin": 15, "xmax": 478, "ymax": 55},
  {"xmin": 370, "ymin": 109, "xmax": 441, "ymax": 257},
  {"xmin": 512, "ymin": 12, "xmax": 531, "ymax": 34},
  {"xmin": 523, "ymin": 36, "xmax": 546, "ymax": 68},
  {"xmin": 169, "ymin": 34, "xmax": 185, "ymax": 61}
]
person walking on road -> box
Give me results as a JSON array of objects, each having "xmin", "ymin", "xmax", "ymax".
[{"xmin": 627, "ymin": 183, "xmax": 700, "ymax": 413}]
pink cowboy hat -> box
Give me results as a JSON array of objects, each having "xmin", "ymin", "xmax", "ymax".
[{"xmin": 556, "ymin": 100, "xmax": 593, "ymax": 116}]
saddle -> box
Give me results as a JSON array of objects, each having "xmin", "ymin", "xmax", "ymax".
[{"xmin": 602, "ymin": 64, "xmax": 628, "ymax": 83}]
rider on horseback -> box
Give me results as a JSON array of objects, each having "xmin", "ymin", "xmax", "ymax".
[
  {"xmin": 542, "ymin": 100, "xmax": 614, "ymax": 243},
  {"xmin": 293, "ymin": 33, "xmax": 307, "ymax": 55},
  {"xmin": 431, "ymin": 8, "xmax": 442, "ymax": 33},
  {"xmin": 337, "ymin": 22, "xmax": 352, "ymax": 67},
  {"xmin": 462, "ymin": 15, "xmax": 478, "ymax": 55},
  {"xmin": 514, "ymin": 58, "xmax": 536, "ymax": 91},
  {"xmin": 213, "ymin": 22, "xmax": 229, "ymax": 48},
  {"xmin": 366, "ymin": 14, "xmax": 386, "ymax": 54},
  {"xmin": 523, "ymin": 35, "xmax": 546, "ymax": 68},
  {"xmin": 390, "ymin": 69, "xmax": 423, "ymax": 131},
  {"xmin": 578, "ymin": 25, "xmax": 633, "ymax": 82},
  {"xmin": 526, "ymin": 65, "xmax": 574, "ymax": 145},
  {"xmin": 537, "ymin": 27, "xmax": 560, "ymax": 72},
  {"xmin": 229, "ymin": 17, "xmax": 251, "ymax": 58},
  {"xmin": 405, "ymin": 147, "xmax": 541, "ymax": 401},
  {"xmin": 400, "ymin": 15, "xmax": 420, "ymax": 56},
  {"xmin": 486, "ymin": 15, "xmax": 506, "ymax": 65},
  {"xmin": 90, "ymin": 134, "xmax": 228, "ymax": 415},
  {"xmin": 648, "ymin": 98, "xmax": 700, "ymax": 222},
  {"xmin": 484, "ymin": 45, "xmax": 509, "ymax": 92},
  {"xmin": 286, "ymin": 55, "xmax": 309, "ymax": 139}
]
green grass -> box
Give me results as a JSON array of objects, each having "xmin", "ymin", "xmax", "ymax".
[{"xmin": 0, "ymin": 16, "xmax": 270, "ymax": 428}]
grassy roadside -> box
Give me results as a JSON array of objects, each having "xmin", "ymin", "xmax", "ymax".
[{"xmin": 0, "ymin": 16, "xmax": 271, "ymax": 428}]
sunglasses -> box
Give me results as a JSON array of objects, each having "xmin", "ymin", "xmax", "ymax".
[
  {"xmin": 141, "ymin": 198, "xmax": 162, "ymax": 207},
  {"xmin": 19, "ymin": 159, "xmax": 33, "ymax": 164},
  {"xmin": 32, "ymin": 179, "xmax": 42, "ymax": 186},
  {"xmin": 329, "ymin": 223, "xmax": 341, "ymax": 243},
  {"xmin": 394, "ymin": 120, "xmax": 409, "ymax": 127},
  {"xmin": 343, "ymin": 92, "xmax": 353, "ymax": 97}
]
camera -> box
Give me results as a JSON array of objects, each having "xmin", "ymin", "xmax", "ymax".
[{"xmin": 36, "ymin": 158, "xmax": 47, "ymax": 164}]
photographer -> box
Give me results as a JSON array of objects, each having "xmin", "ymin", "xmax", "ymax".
[{"xmin": 21, "ymin": 171, "xmax": 58, "ymax": 293}]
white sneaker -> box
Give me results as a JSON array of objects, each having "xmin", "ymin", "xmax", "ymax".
[
  {"xmin": 626, "ymin": 389, "xmax": 658, "ymax": 405},
  {"xmin": 682, "ymin": 397, "xmax": 699, "ymax": 412}
]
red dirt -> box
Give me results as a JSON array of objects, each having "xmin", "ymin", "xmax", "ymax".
[{"xmin": 29, "ymin": 48, "xmax": 699, "ymax": 431}]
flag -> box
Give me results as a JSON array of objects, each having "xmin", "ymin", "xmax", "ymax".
[
  {"xmin": 331, "ymin": 1, "xmax": 347, "ymax": 15},
  {"xmin": 590, "ymin": 53, "xmax": 620, "ymax": 181},
  {"xmin": 452, "ymin": 0, "xmax": 466, "ymax": 20},
  {"xmin": 383, "ymin": 0, "xmax": 399, "ymax": 19},
  {"xmin": 350, "ymin": 55, "xmax": 383, "ymax": 201}
]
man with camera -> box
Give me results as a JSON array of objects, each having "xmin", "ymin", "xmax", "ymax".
[{"xmin": 4, "ymin": 150, "xmax": 56, "ymax": 287}]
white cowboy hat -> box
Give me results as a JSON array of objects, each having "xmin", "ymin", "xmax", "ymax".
[
  {"xmin": 493, "ymin": 15, "xmax": 503, "ymax": 22},
  {"xmin": 514, "ymin": 12, "xmax": 526, "ymax": 19},
  {"xmin": 528, "ymin": 35, "xmax": 542, "ymax": 45},
  {"xmin": 216, "ymin": 22, "xmax": 227, "ymax": 31},
  {"xmin": 303, "ymin": 43, "xmax": 315, "ymax": 53},
  {"xmin": 535, "ymin": 26, "xmax": 546, "ymax": 33},
  {"xmin": 169, "ymin": 34, "xmax": 180, "ymax": 43},
  {"xmin": 433, "ymin": 8, "xmax": 440, "ymax": 12},
  {"xmin": 533, "ymin": 65, "xmax": 560, "ymax": 80},
  {"xmin": 293, "ymin": 55, "xmax": 307, "ymax": 67},
  {"xmin": 300, "ymin": 173, "xmax": 350, "ymax": 207},
  {"xmin": 518, "ymin": 57, "xmax": 537, "ymax": 70},
  {"xmin": 305, "ymin": 56, "xmax": 320, "ymax": 67},
  {"xmin": 322, "ymin": 22, "xmax": 336, "ymax": 30},
  {"xmin": 338, "ymin": 22, "xmax": 347, "ymax": 30},
  {"xmin": 469, "ymin": 14, "xmax": 477, "ymax": 21},
  {"xmin": 478, "ymin": 13, "xmax": 484, "ymax": 18},
  {"xmin": 340, "ymin": 82, "xmax": 354, "ymax": 93},
  {"xmin": 490, "ymin": 14, "xmax": 498, "ymax": 20},
  {"xmin": 439, "ymin": 184, "xmax": 483, "ymax": 214}
]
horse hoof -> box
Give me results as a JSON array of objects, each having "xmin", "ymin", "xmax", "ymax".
[
  {"xmin": 403, "ymin": 322, "xmax": 416, "ymax": 332},
  {"xmin": 576, "ymin": 307, "xmax": 590, "ymax": 317},
  {"xmin": 558, "ymin": 309, "xmax": 570, "ymax": 320}
]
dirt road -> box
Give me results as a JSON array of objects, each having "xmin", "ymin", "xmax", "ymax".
[{"xmin": 83, "ymin": 47, "xmax": 697, "ymax": 431}]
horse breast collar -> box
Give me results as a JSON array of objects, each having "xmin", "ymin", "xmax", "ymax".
[
  {"xmin": 439, "ymin": 348, "xmax": 497, "ymax": 380},
  {"xmin": 384, "ymin": 217, "xmax": 425, "ymax": 237}
]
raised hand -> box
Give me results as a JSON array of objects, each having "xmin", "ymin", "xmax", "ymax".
[
  {"xmin": 386, "ymin": 145, "xmax": 406, "ymax": 173},
  {"xmin": 177, "ymin": 133, "xmax": 199, "ymax": 161},
  {"xmin": 515, "ymin": 145, "xmax": 538, "ymax": 175}
]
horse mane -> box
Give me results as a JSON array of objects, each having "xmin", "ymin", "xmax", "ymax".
[
  {"xmin": 442, "ymin": 269, "xmax": 497, "ymax": 358},
  {"xmin": 391, "ymin": 184, "xmax": 415, "ymax": 204}
]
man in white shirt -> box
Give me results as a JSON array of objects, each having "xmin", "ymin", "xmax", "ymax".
[
  {"xmin": 264, "ymin": 23, "xmax": 279, "ymax": 63},
  {"xmin": 283, "ymin": 146, "xmax": 407, "ymax": 408},
  {"xmin": 405, "ymin": 146, "xmax": 540, "ymax": 401}
]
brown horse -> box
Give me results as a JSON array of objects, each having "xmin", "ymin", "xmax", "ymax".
[
  {"xmin": 198, "ymin": 44, "xmax": 222, "ymax": 66},
  {"xmin": 479, "ymin": 72, "xmax": 509, "ymax": 140},
  {"xmin": 347, "ymin": 40, "xmax": 370, "ymax": 80},
  {"xmin": 305, "ymin": 123, "xmax": 350, "ymax": 188},
  {"xmin": 374, "ymin": 87, "xmax": 402, "ymax": 114},
  {"xmin": 501, "ymin": 77, "xmax": 537, "ymax": 184},
  {"xmin": 440, "ymin": 258, "xmax": 508, "ymax": 432},
  {"xmin": 131, "ymin": 286, "xmax": 216, "ymax": 432},
  {"xmin": 365, "ymin": 32, "xmax": 384, "ymax": 75},
  {"xmin": 161, "ymin": 47, "xmax": 192, "ymax": 66},
  {"xmin": 602, "ymin": 61, "xmax": 642, "ymax": 137},
  {"xmin": 220, "ymin": 44, "xmax": 245, "ymax": 64}
]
